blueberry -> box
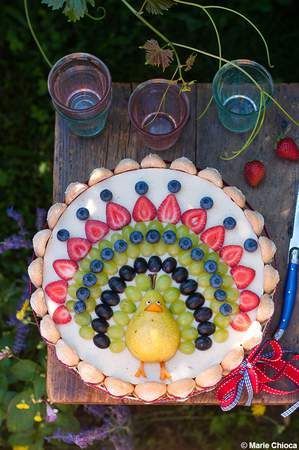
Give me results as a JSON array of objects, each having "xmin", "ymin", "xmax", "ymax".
[
  {"xmin": 219, "ymin": 303, "xmax": 233, "ymax": 316},
  {"xmin": 167, "ymin": 179, "xmax": 181, "ymax": 193},
  {"xmin": 148, "ymin": 256, "xmax": 162, "ymax": 273},
  {"xmin": 179, "ymin": 237, "xmax": 192, "ymax": 250},
  {"xmin": 204, "ymin": 260, "xmax": 217, "ymax": 273},
  {"xmin": 130, "ymin": 231, "xmax": 143, "ymax": 244},
  {"xmin": 172, "ymin": 267, "xmax": 188, "ymax": 283},
  {"xmin": 134, "ymin": 257, "xmax": 148, "ymax": 273},
  {"xmin": 108, "ymin": 276, "xmax": 126, "ymax": 293},
  {"xmin": 146, "ymin": 229, "xmax": 160, "ymax": 244},
  {"xmin": 135, "ymin": 181, "xmax": 149, "ymax": 195},
  {"xmin": 223, "ymin": 216, "xmax": 237, "ymax": 230},
  {"xmin": 162, "ymin": 257, "xmax": 177, "ymax": 273},
  {"xmin": 76, "ymin": 207, "xmax": 89, "ymax": 220},
  {"xmin": 100, "ymin": 189, "xmax": 113, "ymax": 202},
  {"xmin": 114, "ymin": 239, "xmax": 128, "ymax": 253},
  {"xmin": 95, "ymin": 303, "xmax": 113, "ymax": 320},
  {"xmin": 186, "ymin": 292, "xmax": 205, "ymax": 310},
  {"xmin": 83, "ymin": 272, "xmax": 97, "ymax": 287},
  {"xmin": 57, "ymin": 228, "xmax": 70, "ymax": 241},
  {"xmin": 101, "ymin": 290, "xmax": 120, "ymax": 306},
  {"xmin": 90, "ymin": 259, "xmax": 104, "ymax": 273},
  {"xmin": 92, "ymin": 318, "xmax": 109, "ymax": 333},
  {"xmin": 244, "ymin": 238, "xmax": 258, "ymax": 252},
  {"xmin": 74, "ymin": 300, "xmax": 86, "ymax": 313},
  {"xmin": 162, "ymin": 230, "xmax": 176, "ymax": 244},
  {"xmin": 197, "ymin": 321, "xmax": 216, "ymax": 336},
  {"xmin": 119, "ymin": 265, "xmax": 136, "ymax": 281},
  {"xmin": 195, "ymin": 336, "xmax": 212, "ymax": 350},
  {"xmin": 180, "ymin": 279, "xmax": 198, "ymax": 295},
  {"xmin": 210, "ymin": 274, "xmax": 223, "ymax": 288},
  {"xmin": 76, "ymin": 287, "xmax": 90, "ymax": 301},
  {"xmin": 101, "ymin": 247, "xmax": 114, "ymax": 261},
  {"xmin": 93, "ymin": 333, "xmax": 110, "ymax": 349},
  {"xmin": 214, "ymin": 289, "xmax": 227, "ymax": 302},
  {"xmin": 194, "ymin": 306, "xmax": 212, "ymax": 322},
  {"xmin": 191, "ymin": 248, "xmax": 204, "ymax": 261},
  {"xmin": 200, "ymin": 196, "xmax": 214, "ymax": 210}
]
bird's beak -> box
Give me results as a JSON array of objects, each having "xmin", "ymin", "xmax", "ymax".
[{"xmin": 145, "ymin": 303, "xmax": 163, "ymax": 313}]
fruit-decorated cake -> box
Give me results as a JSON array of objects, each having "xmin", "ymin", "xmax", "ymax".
[{"xmin": 28, "ymin": 155, "xmax": 279, "ymax": 402}]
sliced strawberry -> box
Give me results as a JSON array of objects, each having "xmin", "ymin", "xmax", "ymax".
[
  {"xmin": 230, "ymin": 312, "xmax": 251, "ymax": 332},
  {"xmin": 220, "ymin": 245, "xmax": 243, "ymax": 267},
  {"xmin": 157, "ymin": 194, "xmax": 181, "ymax": 224},
  {"xmin": 200, "ymin": 225, "xmax": 225, "ymax": 251},
  {"xmin": 45, "ymin": 280, "xmax": 68, "ymax": 304},
  {"xmin": 106, "ymin": 202, "xmax": 131, "ymax": 230},
  {"xmin": 231, "ymin": 265, "xmax": 255, "ymax": 289},
  {"xmin": 239, "ymin": 290, "xmax": 260, "ymax": 312},
  {"xmin": 85, "ymin": 220, "xmax": 109, "ymax": 243},
  {"xmin": 67, "ymin": 237, "xmax": 91, "ymax": 261},
  {"xmin": 132, "ymin": 196, "xmax": 156, "ymax": 222},
  {"xmin": 52, "ymin": 305, "xmax": 72, "ymax": 324},
  {"xmin": 181, "ymin": 208, "xmax": 207, "ymax": 234},
  {"xmin": 53, "ymin": 259, "xmax": 78, "ymax": 280}
]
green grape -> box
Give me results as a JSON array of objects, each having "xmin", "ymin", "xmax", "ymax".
[
  {"xmin": 114, "ymin": 252, "xmax": 128, "ymax": 266},
  {"xmin": 125, "ymin": 286, "xmax": 142, "ymax": 302},
  {"xmin": 198, "ymin": 243, "xmax": 209, "ymax": 253},
  {"xmin": 107, "ymin": 325, "xmax": 124, "ymax": 339},
  {"xmin": 110, "ymin": 232, "xmax": 122, "ymax": 244},
  {"xmin": 126, "ymin": 244, "xmax": 140, "ymax": 258},
  {"xmin": 122, "ymin": 225, "xmax": 134, "ymax": 241},
  {"xmin": 79, "ymin": 325, "xmax": 95, "ymax": 340},
  {"xmin": 179, "ymin": 341, "xmax": 195, "ymax": 354},
  {"xmin": 98, "ymin": 240, "xmax": 113, "ymax": 251},
  {"xmin": 120, "ymin": 299, "xmax": 137, "ymax": 313},
  {"xmin": 85, "ymin": 298, "xmax": 96, "ymax": 313},
  {"xmin": 178, "ymin": 311, "xmax": 194, "ymax": 327},
  {"xmin": 97, "ymin": 272, "xmax": 109, "ymax": 286},
  {"xmin": 110, "ymin": 340, "xmax": 126, "ymax": 353},
  {"xmin": 114, "ymin": 311, "xmax": 130, "ymax": 326},
  {"xmin": 164, "ymin": 287, "xmax": 180, "ymax": 303},
  {"xmin": 204, "ymin": 287, "xmax": 216, "ymax": 301},
  {"xmin": 205, "ymin": 252, "xmax": 219, "ymax": 263},
  {"xmin": 170, "ymin": 301, "xmax": 186, "ymax": 315},
  {"xmin": 218, "ymin": 262, "xmax": 229, "ymax": 275},
  {"xmin": 135, "ymin": 274, "xmax": 152, "ymax": 291},
  {"xmin": 210, "ymin": 300, "xmax": 221, "ymax": 314},
  {"xmin": 181, "ymin": 327, "xmax": 198, "ymax": 341},
  {"xmin": 167, "ymin": 244, "xmax": 179, "ymax": 256},
  {"xmin": 148, "ymin": 220, "xmax": 164, "ymax": 233},
  {"xmin": 75, "ymin": 312, "xmax": 91, "ymax": 326},
  {"xmin": 222, "ymin": 275, "xmax": 234, "ymax": 288},
  {"xmin": 156, "ymin": 274, "xmax": 172, "ymax": 292},
  {"xmin": 140, "ymin": 242, "xmax": 152, "ymax": 256},
  {"xmin": 154, "ymin": 241, "xmax": 168, "ymax": 256},
  {"xmin": 178, "ymin": 251, "xmax": 192, "ymax": 266},
  {"xmin": 226, "ymin": 287, "xmax": 239, "ymax": 302},
  {"xmin": 214, "ymin": 313, "xmax": 230, "ymax": 329},
  {"xmin": 66, "ymin": 300, "xmax": 75, "ymax": 312},
  {"xmin": 134, "ymin": 222, "xmax": 147, "ymax": 234},
  {"xmin": 73, "ymin": 271, "xmax": 84, "ymax": 284},
  {"xmin": 176, "ymin": 225, "xmax": 190, "ymax": 239},
  {"xmin": 227, "ymin": 302, "xmax": 239, "ymax": 314},
  {"xmin": 189, "ymin": 261, "xmax": 204, "ymax": 276},
  {"xmin": 68, "ymin": 285, "xmax": 78, "ymax": 298},
  {"xmin": 163, "ymin": 223, "xmax": 176, "ymax": 233},
  {"xmin": 189, "ymin": 233, "xmax": 199, "ymax": 246},
  {"xmin": 104, "ymin": 260, "xmax": 118, "ymax": 275},
  {"xmin": 198, "ymin": 273, "xmax": 210, "ymax": 287},
  {"xmin": 90, "ymin": 285, "xmax": 101, "ymax": 300},
  {"xmin": 213, "ymin": 328, "xmax": 229, "ymax": 343},
  {"xmin": 89, "ymin": 247, "xmax": 100, "ymax": 260},
  {"xmin": 80, "ymin": 258, "xmax": 92, "ymax": 272}
]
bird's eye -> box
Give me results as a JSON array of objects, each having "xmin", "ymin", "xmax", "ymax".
[
  {"xmin": 156, "ymin": 301, "xmax": 161, "ymax": 305},
  {"xmin": 146, "ymin": 300, "xmax": 151, "ymax": 305}
]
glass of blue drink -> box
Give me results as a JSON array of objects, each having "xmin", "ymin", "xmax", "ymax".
[
  {"xmin": 212, "ymin": 59, "xmax": 273, "ymax": 133},
  {"xmin": 48, "ymin": 53, "xmax": 112, "ymax": 137}
]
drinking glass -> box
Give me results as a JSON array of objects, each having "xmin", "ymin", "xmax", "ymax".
[
  {"xmin": 48, "ymin": 53, "xmax": 112, "ymax": 137},
  {"xmin": 128, "ymin": 79, "xmax": 190, "ymax": 150},
  {"xmin": 212, "ymin": 60, "xmax": 273, "ymax": 133}
]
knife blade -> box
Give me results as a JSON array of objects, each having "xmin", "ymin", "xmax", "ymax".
[{"xmin": 274, "ymin": 186, "xmax": 299, "ymax": 340}]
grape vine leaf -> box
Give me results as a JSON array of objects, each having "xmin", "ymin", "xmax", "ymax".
[
  {"xmin": 41, "ymin": 0, "xmax": 95, "ymax": 22},
  {"xmin": 145, "ymin": 0, "xmax": 175, "ymax": 15},
  {"xmin": 141, "ymin": 39, "xmax": 174, "ymax": 71}
]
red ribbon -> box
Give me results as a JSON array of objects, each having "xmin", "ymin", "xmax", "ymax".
[{"xmin": 216, "ymin": 339, "xmax": 299, "ymax": 410}]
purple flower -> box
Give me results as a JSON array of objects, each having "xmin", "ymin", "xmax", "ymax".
[
  {"xmin": 48, "ymin": 424, "xmax": 112, "ymax": 448},
  {"xmin": 12, "ymin": 321, "xmax": 29, "ymax": 354},
  {"xmin": 111, "ymin": 406, "xmax": 131, "ymax": 426},
  {"xmin": 46, "ymin": 404, "xmax": 58, "ymax": 423},
  {"xmin": 84, "ymin": 405, "xmax": 108, "ymax": 419},
  {"xmin": 0, "ymin": 234, "xmax": 32, "ymax": 254}
]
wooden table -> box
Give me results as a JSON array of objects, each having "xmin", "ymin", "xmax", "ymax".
[{"xmin": 48, "ymin": 83, "xmax": 299, "ymax": 405}]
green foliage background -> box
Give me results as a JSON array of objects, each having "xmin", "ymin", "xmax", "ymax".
[{"xmin": 0, "ymin": 0, "xmax": 298, "ymax": 449}]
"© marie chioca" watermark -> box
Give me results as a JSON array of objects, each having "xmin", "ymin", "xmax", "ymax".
[{"xmin": 240, "ymin": 442, "xmax": 298, "ymax": 449}]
